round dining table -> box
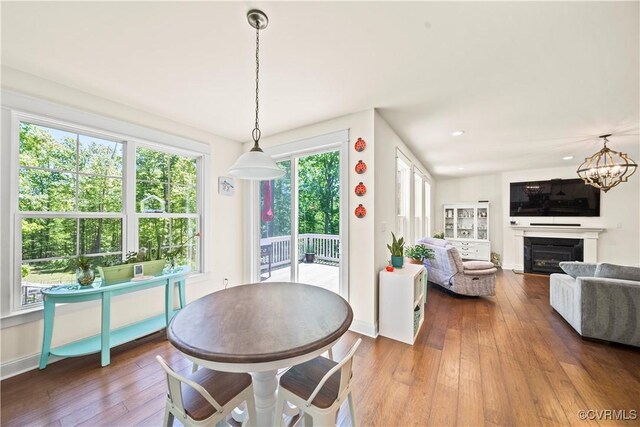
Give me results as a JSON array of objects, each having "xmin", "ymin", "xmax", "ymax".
[{"xmin": 167, "ymin": 282, "xmax": 353, "ymax": 426}]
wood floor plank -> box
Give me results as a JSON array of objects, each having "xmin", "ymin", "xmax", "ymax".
[{"xmin": 2, "ymin": 270, "xmax": 639, "ymax": 427}]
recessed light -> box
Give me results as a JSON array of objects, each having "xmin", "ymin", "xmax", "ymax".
[
  {"xmin": 563, "ymin": 156, "xmax": 574, "ymax": 160},
  {"xmin": 458, "ymin": 167, "xmax": 465, "ymax": 170},
  {"xmin": 451, "ymin": 131, "xmax": 465, "ymax": 137}
]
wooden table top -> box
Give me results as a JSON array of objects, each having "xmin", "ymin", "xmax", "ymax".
[{"xmin": 167, "ymin": 282, "xmax": 353, "ymax": 364}]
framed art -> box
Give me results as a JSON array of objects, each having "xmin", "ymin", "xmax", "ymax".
[{"xmin": 218, "ymin": 177, "xmax": 235, "ymax": 196}]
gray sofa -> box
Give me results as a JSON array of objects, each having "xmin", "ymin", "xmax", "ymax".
[
  {"xmin": 418, "ymin": 237, "xmax": 496, "ymax": 296},
  {"xmin": 550, "ymin": 262, "xmax": 640, "ymax": 347}
]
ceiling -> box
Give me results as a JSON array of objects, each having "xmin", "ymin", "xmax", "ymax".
[{"xmin": 2, "ymin": 1, "xmax": 638, "ymax": 177}]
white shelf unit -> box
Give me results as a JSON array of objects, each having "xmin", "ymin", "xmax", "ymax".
[
  {"xmin": 443, "ymin": 202, "xmax": 490, "ymax": 261},
  {"xmin": 379, "ymin": 264, "xmax": 427, "ymax": 345}
]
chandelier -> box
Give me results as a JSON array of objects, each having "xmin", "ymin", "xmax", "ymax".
[
  {"xmin": 522, "ymin": 183, "xmax": 544, "ymax": 196},
  {"xmin": 577, "ymin": 134, "xmax": 637, "ymax": 192},
  {"xmin": 228, "ymin": 10, "xmax": 285, "ymax": 180}
]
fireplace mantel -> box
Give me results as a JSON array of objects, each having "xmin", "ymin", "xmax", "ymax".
[{"xmin": 510, "ymin": 225, "xmax": 605, "ymax": 273}]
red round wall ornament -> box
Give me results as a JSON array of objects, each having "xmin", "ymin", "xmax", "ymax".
[
  {"xmin": 354, "ymin": 137, "xmax": 366, "ymax": 152},
  {"xmin": 355, "ymin": 182, "xmax": 367, "ymax": 196},
  {"xmin": 355, "ymin": 204, "xmax": 367, "ymax": 218},
  {"xmin": 355, "ymin": 160, "xmax": 367, "ymax": 174}
]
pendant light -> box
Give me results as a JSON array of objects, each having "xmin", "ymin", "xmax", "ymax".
[
  {"xmin": 228, "ymin": 10, "xmax": 285, "ymax": 180},
  {"xmin": 577, "ymin": 134, "xmax": 637, "ymax": 192}
]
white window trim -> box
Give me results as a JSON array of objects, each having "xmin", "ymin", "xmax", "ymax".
[{"xmin": 1, "ymin": 91, "xmax": 211, "ymax": 320}]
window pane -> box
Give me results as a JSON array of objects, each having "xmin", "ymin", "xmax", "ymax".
[
  {"xmin": 79, "ymin": 135, "xmax": 123, "ymax": 176},
  {"xmin": 79, "ymin": 176, "xmax": 123, "ymax": 212},
  {"xmin": 22, "ymin": 218, "xmax": 77, "ymax": 260},
  {"xmin": 19, "ymin": 123, "xmax": 76, "ymax": 172},
  {"xmin": 21, "ymin": 259, "xmax": 75, "ymax": 305},
  {"xmin": 19, "ymin": 169, "xmax": 76, "ymax": 212},
  {"xmin": 139, "ymin": 218, "xmax": 170, "ymax": 260},
  {"xmin": 169, "ymin": 185, "xmax": 197, "ymax": 213},
  {"xmin": 170, "ymin": 218, "xmax": 198, "ymax": 268},
  {"xmin": 79, "ymin": 218, "xmax": 123, "ymax": 255},
  {"xmin": 136, "ymin": 147, "xmax": 168, "ymax": 182},
  {"xmin": 137, "ymin": 181, "xmax": 168, "ymax": 213},
  {"xmin": 169, "ymin": 156, "xmax": 197, "ymax": 186}
]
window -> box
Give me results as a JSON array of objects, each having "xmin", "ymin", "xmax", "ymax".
[
  {"xmin": 414, "ymin": 172, "xmax": 424, "ymax": 242},
  {"xmin": 16, "ymin": 119, "xmax": 202, "ymax": 309},
  {"xmin": 396, "ymin": 156, "xmax": 411, "ymax": 239},
  {"xmin": 424, "ymin": 181, "xmax": 432, "ymax": 237}
]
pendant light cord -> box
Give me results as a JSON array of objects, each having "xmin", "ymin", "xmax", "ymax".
[{"xmin": 251, "ymin": 24, "xmax": 262, "ymax": 151}]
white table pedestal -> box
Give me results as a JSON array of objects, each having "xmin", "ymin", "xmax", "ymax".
[{"xmin": 251, "ymin": 370, "xmax": 279, "ymax": 426}]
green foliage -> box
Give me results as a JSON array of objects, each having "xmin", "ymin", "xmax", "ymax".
[
  {"xmin": 21, "ymin": 265, "xmax": 30, "ymax": 278},
  {"xmin": 69, "ymin": 256, "xmax": 93, "ymax": 271},
  {"xmin": 433, "ymin": 231, "xmax": 445, "ymax": 239},
  {"xmin": 405, "ymin": 245, "xmax": 435, "ymax": 261},
  {"xmin": 260, "ymin": 152, "xmax": 340, "ymax": 239},
  {"xmin": 387, "ymin": 232, "xmax": 405, "ymax": 257}
]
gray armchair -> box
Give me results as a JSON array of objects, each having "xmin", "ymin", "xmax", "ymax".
[{"xmin": 418, "ymin": 237, "xmax": 496, "ymax": 296}]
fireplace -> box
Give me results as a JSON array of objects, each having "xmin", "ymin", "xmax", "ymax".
[{"xmin": 523, "ymin": 237, "xmax": 583, "ymax": 274}]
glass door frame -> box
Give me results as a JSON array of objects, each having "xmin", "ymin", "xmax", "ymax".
[{"xmin": 247, "ymin": 130, "xmax": 349, "ymax": 300}]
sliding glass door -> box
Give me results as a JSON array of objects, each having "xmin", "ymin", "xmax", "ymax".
[{"xmin": 257, "ymin": 148, "xmax": 343, "ymax": 296}]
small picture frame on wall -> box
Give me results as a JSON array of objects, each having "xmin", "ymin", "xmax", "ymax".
[
  {"xmin": 218, "ymin": 177, "xmax": 235, "ymax": 196},
  {"xmin": 133, "ymin": 263, "xmax": 144, "ymax": 278}
]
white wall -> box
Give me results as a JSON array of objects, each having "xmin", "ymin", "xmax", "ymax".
[
  {"xmin": 250, "ymin": 109, "xmax": 378, "ymax": 336},
  {"xmin": 432, "ymin": 156, "xmax": 640, "ymax": 270},
  {"xmin": 0, "ymin": 69, "xmax": 245, "ymax": 378},
  {"xmin": 434, "ymin": 174, "xmax": 503, "ymax": 259},
  {"xmin": 501, "ymin": 163, "xmax": 640, "ymax": 269},
  {"xmin": 373, "ymin": 111, "xmax": 433, "ymax": 319}
]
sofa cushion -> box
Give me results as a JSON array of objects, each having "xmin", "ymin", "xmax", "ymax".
[
  {"xmin": 418, "ymin": 237, "xmax": 450, "ymax": 247},
  {"xmin": 594, "ymin": 263, "xmax": 640, "ymax": 282},
  {"xmin": 463, "ymin": 260, "xmax": 495, "ymax": 270},
  {"xmin": 559, "ymin": 262, "xmax": 597, "ymax": 278}
]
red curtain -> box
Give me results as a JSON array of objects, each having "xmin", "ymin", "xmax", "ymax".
[{"xmin": 261, "ymin": 180, "xmax": 273, "ymax": 222}]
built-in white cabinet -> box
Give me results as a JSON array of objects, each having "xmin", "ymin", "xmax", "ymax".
[
  {"xmin": 443, "ymin": 203, "xmax": 490, "ymax": 261},
  {"xmin": 379, "ymin": 264, "xmax": 427, "ymax": 345}
]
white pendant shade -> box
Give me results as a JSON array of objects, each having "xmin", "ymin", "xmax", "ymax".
[{"xmin": 228, "ymin": 150, "xmax": 285, "ymax": 180}]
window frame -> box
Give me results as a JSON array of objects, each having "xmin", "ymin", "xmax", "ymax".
[{"xmin": 9, "ymin": 111, "xmax": 205, "ymax": 313}]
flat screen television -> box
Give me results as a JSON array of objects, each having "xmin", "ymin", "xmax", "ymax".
[{"xmin": 510, "ymin": 178, "xmax": 600, "ymax": 217}]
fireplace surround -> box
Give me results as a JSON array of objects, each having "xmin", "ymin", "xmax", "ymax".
[{"xmin": 524, "ymin": 237, "xmax": 583, "ymax": 274}]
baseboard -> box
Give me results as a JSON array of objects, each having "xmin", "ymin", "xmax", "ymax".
[
  {"xmin": 349, "ymin": 319, "xmax": 378, "ymax": 338},
  {"xmin": 0, "ymin": 352, "xmax": 63, "ymax": 380}
]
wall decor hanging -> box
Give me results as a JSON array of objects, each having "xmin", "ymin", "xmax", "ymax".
[
  {"xmin": 355, "ymin": 182, "xmax": 367, "ymax": 196},
  {"xmin": 354, "ymin": 137, "xmax": 367, "ymax": 152},
  {"xmin": 218, "ymin": 177, "xmax": 235, "ymax": 196},
  {"xmin": 355, "ymin": 204, "xmax": 367, "ymax": 218},
  {"xmin": 355, "ymin": 160, "xmax": 367, "ymax": 174}
]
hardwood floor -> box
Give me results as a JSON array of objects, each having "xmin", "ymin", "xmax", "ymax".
[{"xmin": 2, "ymin": 270, "xmax": 639, "ymax": 426}]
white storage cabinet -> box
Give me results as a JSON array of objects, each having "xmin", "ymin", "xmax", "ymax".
[
  {"xmin": 443, "ymin": 202, "xmax": 490, "ymax": 261},
  {"xmin": 379, "ymin": 264, "xmax": 427, "ymax": 345}
]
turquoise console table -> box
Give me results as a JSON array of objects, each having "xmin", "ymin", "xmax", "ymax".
[{"xmin": 39, "ymin": 267, "xmax": 191, "ymax": 369}]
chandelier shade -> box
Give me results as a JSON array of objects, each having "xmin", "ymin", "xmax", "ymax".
[
  {"xmin": 577, "ymin": 134, "xmax": 637, "ymax": 193},
  {"xmin": 227, "ymin": 9, "xmax": 284, "ymax": 181}
]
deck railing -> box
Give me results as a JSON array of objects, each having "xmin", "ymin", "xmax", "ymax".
[{"xmin": 261, "ymin": 234, "xmax": 339, "ymax": 268}]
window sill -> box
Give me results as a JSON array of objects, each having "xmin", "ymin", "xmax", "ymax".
[{"xmin": 0, "ymin": 271, "xmax": 211, "ymax": 330}]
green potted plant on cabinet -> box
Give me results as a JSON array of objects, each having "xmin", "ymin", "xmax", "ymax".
[
  {"xmin": 71, "ymin": 256, "xmax": 96, "ymax": 286},
  {"xmin": 387, "ymin": 232, "xmax": 405, "ymax": 268},
  {"xmin": 405, "ymin": 244, "xmax": 435, "ymax": 265}
]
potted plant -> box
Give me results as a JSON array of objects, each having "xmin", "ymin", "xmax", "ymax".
[
  {"xmin": 304, "ymin": 244, "xmax": 316, "ymax": 264},
  {"xmin": 433, "ymin": 231, "xmax": 445, "ymax": 239},
  {"xmin": 405, "ymin": 244, "xmax": 435, "ymax": 265},
  {"xmin": 71, "ymin": 256, "xmax": 96, "ymax": 286},
  {"xmin": 387, "ymin": 232, "xmax": 405, "ymax": 268}
]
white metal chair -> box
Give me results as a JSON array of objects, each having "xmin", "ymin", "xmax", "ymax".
[
  {"xmin": 156, "ymin": 355, "xmax": 256, "ymax": 427},
  {"xmin": 275, "ymin": 338, "xmax": 361, "ymax": 426}
]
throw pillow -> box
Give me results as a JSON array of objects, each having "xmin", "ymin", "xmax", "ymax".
[
  {"xmin": 594, "ymin": 263, "xmax": 640, "ymax": 282},
  {"xmin": 559, "ymin": 262, "xmax": 597, "ymax": 278}
]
